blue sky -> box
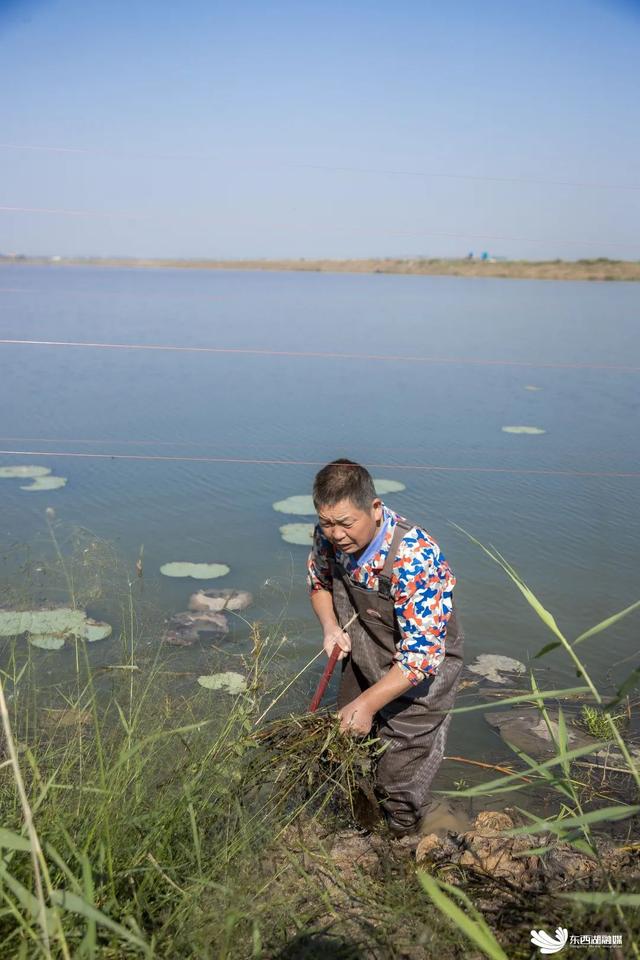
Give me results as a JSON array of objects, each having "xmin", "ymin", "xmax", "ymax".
[{"xmin": 1, "ymin": 0, "xmax": 639, "ymax": 259}]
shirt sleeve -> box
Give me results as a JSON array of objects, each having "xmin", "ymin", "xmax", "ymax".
[
  {"xmin": 306, "ymin": 525, "xmax": 334, "ymax": 594},
  {"xmin": 390, "ymin": 530, "xmax": 456, "ymax": 686}
]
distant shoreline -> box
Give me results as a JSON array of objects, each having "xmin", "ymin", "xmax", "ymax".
[{"xmin": 2, "ymin": 255, "xmax": 640, "ymax": 282}]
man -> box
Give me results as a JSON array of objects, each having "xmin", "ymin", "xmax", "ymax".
[{"xmin": 306, "ymin": 458, "xmax": 465, "ymax": 837}]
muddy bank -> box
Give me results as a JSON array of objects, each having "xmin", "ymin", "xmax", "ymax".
[
  {"xmin": 261, "ymin": 809, "xmax": 640, "ymax": 959},
  {"xmin": 4, "ymin": 255, "xmax": 640, "ymax": 282}
]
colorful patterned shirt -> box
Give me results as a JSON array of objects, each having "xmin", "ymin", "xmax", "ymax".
[{"xmin": 306, "ymin": 503, "xmax": 456, "ymax": 685}]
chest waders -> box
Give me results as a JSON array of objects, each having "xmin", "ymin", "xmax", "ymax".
[{"xmin": 330, "ymin": 518, "xmax": 465, "ymax": 834}]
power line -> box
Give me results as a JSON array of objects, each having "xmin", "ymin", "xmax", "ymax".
[
  {"xmin": 0, "ymin": 448, "xmax": 637, "ymax": 479},
  {"xmin": 0, "ymin": 204, "xmax": 146, "ymax": 219},
  {"xmin": 2, "ymin": 141, "xmax": 639, "ymax": 193},
  {"xmin": 1, "ymin": 337, "xmax": 638, "ymax": 372}
]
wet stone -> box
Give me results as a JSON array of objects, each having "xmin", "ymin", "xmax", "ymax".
[
  {"xmin": 483, "ymin": 706, "xmax": 597, "ymax": 759},
  {"xmin": 188, "ymin": 588, "xmax": 253, "ymax": 613},
  {"xmin": 162, "ymin": 610, "xmax": 229, "ymax": 646}
]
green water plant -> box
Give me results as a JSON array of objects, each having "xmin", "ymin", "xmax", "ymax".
[
  {"xmin": 279, "ymin": 522, "xmax": 315, "ymax": 545},
  {"xmin": 197, "ymin": 672, "xmax": 248, "ymax": 693},
  {"xmin": 20, "ymin": 476, "xmax": 68, "ymax": 491},
  {"xmin": 159, "ymin": 561, "xmax": 230, "ymax": 579},
  {"xmin": 0, "ymin": 465, "xmax": 52, "ymax": 479},
  {"xmin": 501, "ymin": 425, "xmax": 546, "ymax": 434},
  {"xmin": 372, "ymin": 478, "xmax": 406, "ymax": 494},
  {"xmin": 466, "ymin": 653, "xmax": 526, "ymax": 684},
  {"xmin": 272, "ymin": 494, "xmax": 316, "ymax": 515},
  {"xmin": 272, "ymin": 479, "xmax": 406, "ymax": 516},
  {"xmin": 0, "ymin": 608, "xmax": 112, "ymax": 646},
  {"xmin": 578, "ymin": 704, "xmax": 628, "ymax": 740}
]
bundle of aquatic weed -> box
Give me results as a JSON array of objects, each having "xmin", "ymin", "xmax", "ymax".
[{"xmin": 243, "ymin": 710, "xmax": 386, "ymax": 826}]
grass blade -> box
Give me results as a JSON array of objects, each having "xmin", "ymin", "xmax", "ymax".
[{"xmin": 417, "ymin": 870, "xmax": 508, "ymax": 959}]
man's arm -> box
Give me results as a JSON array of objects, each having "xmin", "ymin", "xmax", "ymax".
[
  {"xmin": 310, "ymin": 587, "xmax": 351, "ymax": 660},
  {"xmin": 338, "ymin": 529, "xmax": 456, "ymax": 734},
  {"xmin": 307, "ymin": 527, "xmax": 352, "ymax": 660},
  {"xmin": 337, "ymin": 662, "xmax": 413, "ymax": 734}
]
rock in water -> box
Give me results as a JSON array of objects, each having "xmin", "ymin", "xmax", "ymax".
[
  {"xmin": 415, "ymin": 809, "xmax": 623, "ymax": 892},
  {"xmin": 188, "ymin": 588, "xmax": 253, "ymax": 613},
  {"xmin": 162, "ymin": 610, "xmax": 229, "ymax": 646},
  {"xmin": 483, "ymin": 706, "xmax": 596, "ymax": 759}
]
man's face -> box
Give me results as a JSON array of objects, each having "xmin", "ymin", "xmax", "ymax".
[{"xmin": 316, "ymin": 497, "xmax": 383, "ymax": 555}]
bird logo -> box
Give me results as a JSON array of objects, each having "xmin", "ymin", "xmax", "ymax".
[{"xmin": 530, "ymin": 927, "xmax": 569, "ymax": 954}]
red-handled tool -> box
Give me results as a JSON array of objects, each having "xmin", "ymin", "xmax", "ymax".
[{"xmin": 309, "ymin": 611, "xmax": 359, "ymax": 713}]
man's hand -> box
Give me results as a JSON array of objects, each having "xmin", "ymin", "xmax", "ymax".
[
  {"xmin": 337, "ymin": 695, "xmax": 374, "ymax": 736},
  {"xmin": 323, "ymin": 625, "xmax": 351, "ymax": 661}
]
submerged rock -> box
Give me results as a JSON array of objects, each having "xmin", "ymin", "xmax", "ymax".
[
  {"xmin": 162, "ymin": 610, "xmax": 229, "ymax": 646},
  {"xmin": 466, "ymin": 653, "xmax": 527, "ymax": 685},
  {"xmin": 483, "ymin": 706, "xmax": 597, "ymax": 759},
  {"xmin": 188, "ymin": 588, "xmax": 253, "ymax": 613},
  {"xmin": 160, "ymin": 562, "xmax": 230, "ymax": 579},
  {"xmin": 415, "ymin": 809, "xmax": 639, "ymax": 893}
]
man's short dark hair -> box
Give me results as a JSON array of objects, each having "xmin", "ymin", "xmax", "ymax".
[{"xmin": 312, "ymin": 459, "xmax": 377, "ymax": 512}]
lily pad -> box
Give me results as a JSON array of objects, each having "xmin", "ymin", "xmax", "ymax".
[
  {"xmin": 273, "ymin": 495, "xmax": 316, "ymax": 515},
  {"xmin": 466, "ymin": 654, "xmax": 526, "ymax": 685},
  {"xmin": 501, "ymin": 426, "xmax": 546, "ymax": 435},
  {"xmin": 273, "ymin": 480, "xmax": 406, "ymax": 516},
  {"xmin": 0, "ymin": 607, "xmax": 112, "ymax": 649},
  {"xmin": 280, "ymin": 523, "xmax": 315, "ymax": 546},
  {"xmin": 197, "ymin": 672, "xmax": 247, "ymax": 694},
  {"xmin": 81, "ymin": 619, "xmax": 113, "ymax": 642},
  {"xmin": 160, "ymin": 562, "xmax": 230, "ymax": 579},
  {"xmin": 373, "ymin": 478, "xmax": 406, "ymax": 494},
  {"xmin": 189, "ymin": 589, "xmax": 253, "ymax": 613},
  {"xmin": 0, "ymin": 466, "xmax": 52, "ymax": 479},
  {"xmin": 29, "ymin": 633, "xmax": 66, "ymax": 651},
  {"xmin": 20, "ymin": 476, "xmax": 68, "ymax": 491}
]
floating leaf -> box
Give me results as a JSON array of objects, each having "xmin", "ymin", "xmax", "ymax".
[
  {"xmin": 197, "ymin": 672, "xmax": 247, "ymax": 694},
  {"xmin": 273, "ymin": 479, "xmax": 405, "ymax": 516},
  {"xmin": 20, "ymin": 476, "xmax": 67, "ymax": 491},
  {"xmin": 501, "ymin": 426, "xmax": 546, "ymax": 435},
  {"xmin": 466, "ymin": 654, "xmax": 526, "ymax": 684},
  {"xmin": 29, "ymin": 633, "xmax": 67, "ymax": 651},
  {"xmin": 272, "ymin": 495, "xmax": 316, "ymax": 515},
  {"xmin": 373, "ymin": 478, "xmax": 406, "ymax": 494},
  {"xmin": 0, "ymin": 465, "xmax": 52, "ymax": 479},
  {"xmin": 160, "ymin": 562, "xmax": 230, "ymax": 579},
  {"xmin": 280, "ymin": 523, "xmax": 315, "ymax": 546},
  {"xmin": 81, "ymin": 619, "xmax": 113, "ymax": 642},
  {"xmin": 0, "ymin": 607, "xmax": 112, "ymax": 650}
]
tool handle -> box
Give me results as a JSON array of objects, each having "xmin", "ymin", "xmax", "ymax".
[
  {"xmin": 309, "ymin": 644, "xmax": 341, "ymax": 713},
  {"xmin": 308, "ymin": 612, "xmax": 359, "ymax": 713}
]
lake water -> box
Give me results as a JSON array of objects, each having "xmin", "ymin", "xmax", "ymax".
[{"xmin": 1, "ymin": 264, "xmax": 639, "ymax": 772}]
